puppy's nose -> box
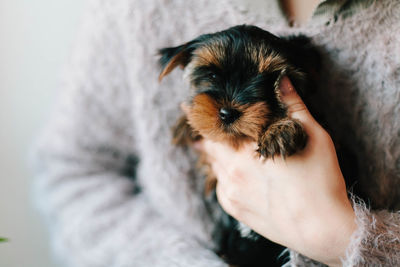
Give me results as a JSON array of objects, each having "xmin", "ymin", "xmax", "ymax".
[{"xmin": 219, "ymin": 108, "xmax": 240, "ymax": 124}]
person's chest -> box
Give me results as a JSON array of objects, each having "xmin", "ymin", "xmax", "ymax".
[{"xmin": 124, "ymin": 0, "xmax": 400, "ymax": 210}]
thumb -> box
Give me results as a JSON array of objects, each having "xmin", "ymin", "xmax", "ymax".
[{"xmin": 279, "ymin": 76, "xmax": 316, "ymax": 126}]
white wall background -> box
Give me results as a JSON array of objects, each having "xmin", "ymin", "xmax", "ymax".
[{"xmin": 0, "ymin": 1, "xmax": 86, "ymax": 266}]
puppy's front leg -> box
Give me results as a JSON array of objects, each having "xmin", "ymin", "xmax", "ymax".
[
  {"xmin": 172, "ymin": 115, "xmax": 201, "ymax": 146},
  {"xmin": 257, "ymin": 118, "xmax": 308, "ymax": 159}
]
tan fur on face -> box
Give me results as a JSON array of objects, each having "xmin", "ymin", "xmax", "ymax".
[
  {"xmin": 192, "ymin": 45, "xmax": 224, "ymax": 67},
  {"xmin": 186, "ymin": 93, "xmax": 220, "ymax": 138},
  {"xmin": 242, "ymin": 44, "xmax": 287, "ymax": 74},
  {"xmin": 186, "ymin": 93, "xmax": 270, "ymax": 149},
  {"xmin": 257, "ymin": 52, "xmax": 287, "ymax": 73},
  {"xmin": 233, "ymin": 102, "xmax": 270, "ymax": 140}
]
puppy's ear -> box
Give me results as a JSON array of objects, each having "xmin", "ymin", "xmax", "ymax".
[
  {"xmin": 280, "ymin": 35, "xmax": 321, "ymax": 95},
  {"xmin": 158, "ymin": 41, "xmax": 196, "ymax": 81},
  {"xmin": 281, "ymin": 35, "xmax": 321, "ymax": 79},
  {"xmin": 281, "ymin": 35, "xmax": 321, "ymax": 71}
]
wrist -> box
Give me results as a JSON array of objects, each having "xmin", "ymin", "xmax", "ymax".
[{"xmin": 299, "ymin": 201, "xmax": 357, "ymax": 266}]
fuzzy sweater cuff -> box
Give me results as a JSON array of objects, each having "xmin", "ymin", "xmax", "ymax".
[{"xmin": 342, "ymin": 199, "xmax": 400, "ymax": 266}]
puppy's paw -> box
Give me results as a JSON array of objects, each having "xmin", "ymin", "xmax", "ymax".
[{"xmin": 257, "ymin": 118, "xmax": 307, "ymax": 159}]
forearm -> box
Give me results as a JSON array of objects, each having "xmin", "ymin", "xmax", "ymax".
[
  {"xmin": 35, "ymin": 176, "xmax": 224, "ymax": 267},
  {"xmin": 290, "ymin": 193, "xmax": 356, "ymax": 266},
  {"xmin": 31, "ymin": 106, "xmax": 225, "ymax": 267}
]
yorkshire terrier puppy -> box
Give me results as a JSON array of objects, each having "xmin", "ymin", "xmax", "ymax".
[{"xmin": 158, "ymin": 25, "xmax": 320, "ymax": 266}]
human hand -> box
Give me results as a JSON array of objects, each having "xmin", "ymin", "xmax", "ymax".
[{"xmin": 196, "ymin": 77, "xmax": 356, "ymax": 266}]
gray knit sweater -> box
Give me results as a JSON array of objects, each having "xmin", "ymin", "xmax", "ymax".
[{"xmin": 31, "ymin": 0, "xmax": 400, "ymax": 266}]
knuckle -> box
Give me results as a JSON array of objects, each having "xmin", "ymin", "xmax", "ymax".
[
  {"xmin": 203, "ymin": 140, "xmax": 214, "ymax": 154},
  {"xmin": 228, "ymin": 167, "xmax": 244, "ymax": 182},
  {"xmin": 229, "ymin": 206, "xmax": 242, "ymax": 219},
  {"xmin": 288, "ymin": 102, "xmax": 307, "ymax": 114},
  {"xmin": 316, "ymin": 127, "xmax": 332, "ymax": 143},
  {"xmin": 225, "ymin": 187, "xmax": 240, "ymax": 202},
  {"xmin": 217, "ymin": 186, "xmax": 244, "ymax": 219}
]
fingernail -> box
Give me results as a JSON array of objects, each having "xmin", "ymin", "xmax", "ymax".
[{"xmin": 279, "ymin": 76, "xmax": 294, "ymax": 96}]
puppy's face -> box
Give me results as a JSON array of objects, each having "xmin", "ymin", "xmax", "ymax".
[{"xmin": 159, "ymin": 25, "xmax": 307, "ymax": 148}]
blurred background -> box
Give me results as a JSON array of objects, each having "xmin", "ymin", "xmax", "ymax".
[{"xmin": 0, "ymin": 1, "xmax": 86, "ymax": 266}]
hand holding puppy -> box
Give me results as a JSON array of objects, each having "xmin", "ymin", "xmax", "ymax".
[{"xmin": 197, "ymin": 77, "xmax": 356, "ymax": 267}]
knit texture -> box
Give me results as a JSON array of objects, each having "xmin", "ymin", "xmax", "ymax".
[{"xmin": 30, "ymin": 0, "xmax": 400, "ymax": 266}]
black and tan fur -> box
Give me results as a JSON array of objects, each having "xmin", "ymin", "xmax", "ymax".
[{"xmin": 158, "ymin": 25, "xmax": 320, "ymax": 267}]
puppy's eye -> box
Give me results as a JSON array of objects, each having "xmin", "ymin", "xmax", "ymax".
[{"xmin": 209, "ymin": 73, "xmax": 217, "ymax": 80}]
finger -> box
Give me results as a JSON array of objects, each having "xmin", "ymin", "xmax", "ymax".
[
  {"xmin": 241, "ymin": 141, "xmax": 259, "ymax": 154},
  {"xmin": 215, "ymin": 182, "xmax": 232, "ymax": 215},
  {"xmin": 203, "ymin": 139, "xmax": 234, "ymax": 162},
  {"xmin": 193, "ymin": 140, "xmax": 204, "ymax": 151},
  {"xmin": 210, "ymin": 160, "xmax": 222, "ymax": 176},
  {"xmin": 278, "ymin": 76, "xmax": 316, "ymax": 126},
  {"xmin": 180, "ymin": 102, "xmax": 191, "ymax": 116}
]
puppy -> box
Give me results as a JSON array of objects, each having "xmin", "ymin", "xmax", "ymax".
[{"xmin": 158, "ymin": 25, "xmax": 320, "ymax": 266}]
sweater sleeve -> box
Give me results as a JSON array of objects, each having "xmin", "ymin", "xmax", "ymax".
[
  {"xmin": 30, "ymin": 1, "xmax": 226, "ymax": 266},
  {"xmin": 341, "ymin": 200, "xmax": 400, "ymax": 266}
]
